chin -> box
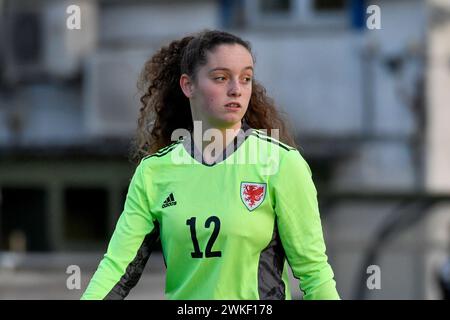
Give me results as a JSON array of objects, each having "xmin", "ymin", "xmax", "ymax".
[{"xmin": 212, "ymin": 118, "xmax": 243, "ymax": 129}]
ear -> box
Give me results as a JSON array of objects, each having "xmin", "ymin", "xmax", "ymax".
[{"xmin": 180, "ymin": 74, "xmax": 195, "ymax": 98}]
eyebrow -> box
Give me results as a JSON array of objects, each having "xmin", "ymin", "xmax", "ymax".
[{"xmin": 208, "ymin": 66, "xmax": 254, "ymax": 73}]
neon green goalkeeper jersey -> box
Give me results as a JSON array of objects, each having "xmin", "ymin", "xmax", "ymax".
[{"xmin": 81, "ymin": 125, "xmax": 339, "ymax": 300}]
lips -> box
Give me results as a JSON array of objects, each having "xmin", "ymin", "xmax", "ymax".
[{"xmin": 224, "ymin": 102, "xmax": 241, "ymax": 108}]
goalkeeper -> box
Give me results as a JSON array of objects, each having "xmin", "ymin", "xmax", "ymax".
[{"xmin": 81, "ymin": 30, "xmax": 340, "ymax": 300}]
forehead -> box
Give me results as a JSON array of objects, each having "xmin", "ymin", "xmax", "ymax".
[{"xmin": 204, "ymin": 44, "xmax": 253, "ymax": 69}]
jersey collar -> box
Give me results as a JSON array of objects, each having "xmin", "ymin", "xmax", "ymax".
[{"xmin": 182, "ymin": 122, "xmax": 253, "ymax": 166}]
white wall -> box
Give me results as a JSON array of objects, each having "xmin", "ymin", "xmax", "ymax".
[
  {"xmin": 6, "ymin": 85, "xmax": 83, "ymax": 145},
  {"xmin": 241, "ymin": 32, "xmax": 364, "ymax": 137},
  {"xmin": 99, "ymin": 2, "xmax": 219, "ymax": 44},
  {"xmin": 426, "ymin": 0, "xmax": 450, "ymax": 192},
  {"xmin": 43, "ymin": 0, "xmax": 98, "ymax": 78}
]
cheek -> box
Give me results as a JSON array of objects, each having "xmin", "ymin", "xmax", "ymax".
[
  {"xmin": 244, "ymin": 86, "xmax": 252, "ymax": 99},
  {"xmin": 200, "ymin": 84, "xmax": 223, "ymax": 106},
  {"xmin": 242, "ymin": 86, "xmax": 252, "ymax": 104}
]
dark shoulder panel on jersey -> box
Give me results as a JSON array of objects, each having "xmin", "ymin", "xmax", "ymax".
[{"xmin": 258, "ymin": 221, "xmax": 287, "ymax": 299}]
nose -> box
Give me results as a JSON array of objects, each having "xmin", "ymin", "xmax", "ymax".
[{"xmin": 228, "ymin": 79, "xmax": 242, "ymax": 97}]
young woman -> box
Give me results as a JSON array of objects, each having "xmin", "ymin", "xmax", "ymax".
[{"xmin": 81, "ymin": 30, "xmax": 340, "ymax": 300}]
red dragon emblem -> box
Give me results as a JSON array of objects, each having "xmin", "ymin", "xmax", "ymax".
[{"xmin": 241, "ymin": 182, "xmax": 266, "ymax": 211}]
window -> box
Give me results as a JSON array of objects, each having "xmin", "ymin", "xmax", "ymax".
[
  {"xmin": 63, "ymin": 187, "xmax": 108, "ymax": 243},
  {"xmin": 0, "ymin": 187, "xmax": 49, "ymax": 251},
  {"xmin": 244, "ymin": 0, "xmax": 349, "ymax": 29},
  {"xmin": 12, "ymin": 12, "xmax": 42, "ymax": 64},
  {"xmin": 313, "ymin": 0, "xmax": 346, "ymax": 12},
  {"xmin": 259, "ymin": 0, "xmax": 292, "ymax": 13}
]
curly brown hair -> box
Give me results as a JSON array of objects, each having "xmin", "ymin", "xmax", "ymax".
[{"xmin": 132, "ymin": 30, "xmax": 296, "ymax": 163}]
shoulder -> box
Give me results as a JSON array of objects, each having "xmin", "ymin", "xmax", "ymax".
[
  {"xmin": 249, "ymin": 130, "xmax": 311, "ymax": 175},
  {"xmin": 245, "ymin": 128, "xmax": 312, "ymax": 176},
  {"xmin": 140, "ymin": 140, "xmax": 184, "ymax": 167},
  {"xmin": 249, "ymin": 129, "xmax": 297, "ymax": 153}
]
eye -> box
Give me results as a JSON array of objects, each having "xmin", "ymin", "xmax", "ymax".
[
  {"xmin": 242, "ymin": 76, "xmax": 253, "ymax": 83},
  {"xmin": 214, "ymin": 76, "xmax": 226, "ymax": 81}
]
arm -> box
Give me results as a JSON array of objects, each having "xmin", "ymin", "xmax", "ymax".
[
  {"xmin": 81, "ymin": 162, "xmax": 158, "ymax": 300},
  {"xmin": 272, "ymin": 150, "xmax": 340, "ymax": 300}
]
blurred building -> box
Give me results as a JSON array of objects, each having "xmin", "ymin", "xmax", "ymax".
[{"xmin": 0, "ymin": 0, "xmax": 449, "ymax": 299}]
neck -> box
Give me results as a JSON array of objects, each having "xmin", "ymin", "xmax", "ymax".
[{"xmin": 192, "ymin": 121, "xmax": 242, "ymax": 164}]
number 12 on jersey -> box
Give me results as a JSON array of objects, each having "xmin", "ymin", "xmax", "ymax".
[{"xmin": 186, "ymin": 216, "xmax": 222, "ymax": 258}]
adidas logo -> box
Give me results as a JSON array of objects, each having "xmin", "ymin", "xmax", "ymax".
[{"xmin": 162, "ymin": 193, "xmax": 177, "ymax": 208}]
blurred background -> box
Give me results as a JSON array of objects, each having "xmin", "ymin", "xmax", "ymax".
[{"xmin": 0, "ymin": 0, "xmax": 450, "ymax": 300}]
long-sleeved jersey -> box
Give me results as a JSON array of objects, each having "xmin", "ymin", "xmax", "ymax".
[{"xmin": 81, "ymin": 125, "xmax": 339, "ymax": 300}]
